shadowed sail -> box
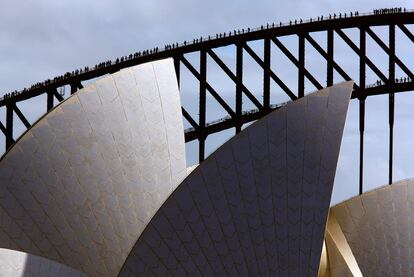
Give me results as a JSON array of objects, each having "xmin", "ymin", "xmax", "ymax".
[{"xmin": 120, "ymin": 82, "xmax": 353, "ymax": 276}]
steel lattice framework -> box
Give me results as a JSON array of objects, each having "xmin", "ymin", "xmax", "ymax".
[{"xmin": 1, "ymin": 11, "xmax": 414, "ymax": 194}]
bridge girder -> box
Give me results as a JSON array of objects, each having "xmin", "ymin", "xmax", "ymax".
[{"xmin": 2, "ymin": 11, "xmax": 414, "ymax": 194}]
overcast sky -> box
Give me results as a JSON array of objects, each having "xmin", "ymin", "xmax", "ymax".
[{"xmin": 1, "ymin": 0, "xmax": 414, "ymax": 204}]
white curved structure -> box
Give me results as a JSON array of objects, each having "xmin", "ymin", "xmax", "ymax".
[
  {"xmin": 0, "ymin": 59, "xmax": 186, "ymax": 276},
  {"xmin": 328, "ymin": 178, "xmax": 414, "ymax": 276},
  {"xmin": 0, "ymin": 56, "xmax": 359, "ymax": 276},
  {"xmin": 120, "ymin": 82, "xmax": 353, "ymax": 276}
]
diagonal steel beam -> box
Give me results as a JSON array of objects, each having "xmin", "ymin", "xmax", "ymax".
[
  {"xmin": 366, "ymin": 27, "xmax": 414, "ymax": 81},
  {"xmin": 12, "ymin": 104, "xmax": 31, "ymax": 129},
  {"xmin": 336, "ymin": 28, "xmax": 388, "ymax": 83},
  {"xmin": 180, "ymin": 55, "xmax": 236, "ymax": 117},
  {"xmin": 305, "ymin": 33, "xmax": 359, "ymax": 89},
  {"xmin": 52, "ymin": 88, "xmax": 64, "ymax": 102},
  {"xmin": 182, "ymin": 107, "xmax": 199, "ymax": 130},
  {"xmin": 0, "ymin": 121, "xmax": 6, "ymax": 137},
  {"xmin": 242, "ymin": 42, "xmax": 297, "ymax": 100},
  {"xmin": 70, "ymin": 81, "xmax": 83, "ymax": 95},
  {"xmin": 47, "ymin": 87, "xmax": 65, "ymax": 109},
  {"xmin": 207, "ymin": 49, "xmax": 263, "ymax": 109},
  {"xmin": 398, "ymin": 24, "xmax": 414, "ymax": 44},
  {"xmin": 271, "ymin": 37, "xmax": 323, "ymax": 90}
]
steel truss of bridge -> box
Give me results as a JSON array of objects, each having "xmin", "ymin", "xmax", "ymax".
[{"xmin": 2, "ymin": 10, "xmax": 414, "ymax": 195}]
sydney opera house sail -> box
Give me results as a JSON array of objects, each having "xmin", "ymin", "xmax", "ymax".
[
  {"xmin": 3, "ymin": 54, "xmax": 409, "ymax": 277},
  {"xmin": 324, "ymin": 179, "xmax": 414, "ymax": 276},
  {"xmin": 0, "ymin": 59, "xmax": 186, "ymax": 276},
  {"xmin": 119, "ymin": 81, "xmax": 353, "ymax": 276},
  {"xmin": 5, "ymin": 8, "xmax": 414, "ymax": 276}
]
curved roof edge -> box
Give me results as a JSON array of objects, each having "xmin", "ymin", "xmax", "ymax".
[
  {"xmin": 330, "ymin": 177, "xmax": 414, "ymax": 276},
  {"xmin": 120, "ymin": 81, "xmax": 354, "ymax": 276},
  {"xmin": 0, "ymin": 58, "xmax": 186, "ymax": 276},
  {"xmin": 0, "ymin": 248, "xmax": 86, "ymax": 277}
]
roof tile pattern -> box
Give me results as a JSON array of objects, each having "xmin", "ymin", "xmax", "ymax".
[
  {"xmin": 331, "ymin": 179, "xmax": 414, "ymax": 277},
  {"xmin": 0, "ymin": 58, "xmax": 186, "ymax": 276},
  {"xmin": 120, "ymin": 82, "xmax": 353, "ymax": 276}
]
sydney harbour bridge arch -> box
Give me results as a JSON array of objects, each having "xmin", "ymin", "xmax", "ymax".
[
  {"xmin": 1, "ymin": 9, "xmax": 414, "ymax": 276},
  {"xmin": 2, "ymin": 10, "xmax": 414, "ymax": 193}
]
